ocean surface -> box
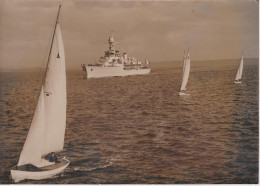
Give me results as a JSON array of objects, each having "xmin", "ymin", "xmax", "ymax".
[{"xmin": 0, "ymin": 59, "xmax": 258, "ymax": 184}]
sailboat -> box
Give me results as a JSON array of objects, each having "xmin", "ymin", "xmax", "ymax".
[
  {"xmin": 234, "ymin": 53, "xmax": 244, "ymax": 84},
  {"xmin": 11, "ymin": 4, "xmax": 69, "ymax": 183},
  {"xmin": 179, "ymin": 49, "xmax": 191, "ymax": 96}
]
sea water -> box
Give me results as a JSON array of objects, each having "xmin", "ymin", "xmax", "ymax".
[{"xmin": 0, "ymin": 59, "xmax": 258, "ymax": 183}]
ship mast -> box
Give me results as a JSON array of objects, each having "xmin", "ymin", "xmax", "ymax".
[{"xmin": 108, "ymin": 35, "xmax": 115, "ymax": 51}]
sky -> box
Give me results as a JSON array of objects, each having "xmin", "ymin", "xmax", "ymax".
[{"xmin": 0, "ymin": 0, "xmax": 258, "ymax": 69}]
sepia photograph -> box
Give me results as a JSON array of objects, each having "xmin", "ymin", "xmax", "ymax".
[{"xmin": 0, "ymin": 0, "xmax": 258, "ymax": 184}]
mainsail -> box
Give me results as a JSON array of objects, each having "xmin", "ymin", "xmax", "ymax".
[
  {"xmin": 42, "ymin": 22, "xmax": 66, "ymax": 155},
  {"xmin": 17, "ymin": 7, "xmax": 66, "ymax": 167},
  {"xmin": 181, "ymin": 50, "xmax": 186, "ymax": 87},
  {"xmin": 235, "ymin": 54, "xmax": 244, "ymax": 81},
  {"xmin": 180, "ymin": 50, "xmax": 190, "ymax": 91}
]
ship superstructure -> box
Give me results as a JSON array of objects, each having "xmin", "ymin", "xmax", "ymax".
[{"xmin": 81, "ymin": 35, "xmax": 151, "ymax": 78}]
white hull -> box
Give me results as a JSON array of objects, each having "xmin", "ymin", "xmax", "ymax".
[
  {"xmin": 11, "ymin": 158, "xmax": 69, "ymax": 183},
  {"xmin": 234, "ymin": 80, "xmax": 242, "ymax": 84},
  {"xmin": 179, "ymin": 91, "xmax": 190, "ymax": 96},
  {"xmin": 86, "ymin": 66, "xmax": 150, "ymax": 78}
]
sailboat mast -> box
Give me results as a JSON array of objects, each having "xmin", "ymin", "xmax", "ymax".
[{"xmin": 42, "ymin": 4, "xmax": 62, "ymax": 84}]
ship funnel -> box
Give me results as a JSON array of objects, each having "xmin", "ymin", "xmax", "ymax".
[{"xmin": 123, "ymin": 53, "xmax": 127, "ymax": 59}]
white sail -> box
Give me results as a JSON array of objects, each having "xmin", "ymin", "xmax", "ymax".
[
  {"xmin": 180, "ymin": 51, "xmax": 190, "ymax": 91},
  {"xmin": 17, "ymin": 22, "xmax": 66, "ymax": 166},
  {"xmin": 181, "ymin": 50, "xmax": 186, "ymax": 86},
  {"xmin": 18, "ymin": 88, "xmax": 45, "ymax": 166},
  {"xmin": 235, "ymin": 54, "xmax": 244, "ymax": 81},
  {"xmin": 42, "ymin": 22, "xmax": 66, "ymax": 155}
]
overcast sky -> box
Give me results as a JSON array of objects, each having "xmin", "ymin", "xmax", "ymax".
[{"xmin": 0, "ymin": 0, "xmax": 258, "ymax": 69}]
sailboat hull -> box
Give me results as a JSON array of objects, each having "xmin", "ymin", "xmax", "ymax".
[
  {"xmin": 11, "ymin": 158, "xmax": 69, "ymax": 183},
  {"xmin": 234, "ymin": 80, "xmax": 242, "ymax": 84},
  {"xmin": 178, "ymin": 91, "xmax": 190, "ymax": 96}
]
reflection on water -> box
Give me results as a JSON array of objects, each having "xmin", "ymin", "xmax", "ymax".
[{"xmin": 0, "ymin": 60, "xmax": 258, "ymax": 183}]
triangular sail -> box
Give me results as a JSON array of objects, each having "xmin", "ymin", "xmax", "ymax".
[
  {"xmin": 235, "ymin": 54, "xmax": 244, "ymax": 81},
  {"xmin": 17, "ymin": 9, "xmax": 66, "ymax": 166},
  {"xmin": 180, "ymin": 50, "xmax": 190, "ymax": 91},
  {"xmin": 18, "ymin": 88, "xmax": 45, "ymax": 166},
  {"xmin": 42, "ymin": 22, "xmax": 66, "ymax": 155}
]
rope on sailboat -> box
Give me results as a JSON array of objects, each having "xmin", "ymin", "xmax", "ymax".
[
  {"xmin": 41, "ymin": 4, "xmax": 62, "ymax": 86},
  {"xmin": 34, "ymin": 4, "xmax": 61, "ymax": 93}
]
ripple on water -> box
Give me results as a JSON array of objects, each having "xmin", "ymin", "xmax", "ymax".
[{"xmin": 0, "ymin": 63, "xmax": 258, "ymax": 184}]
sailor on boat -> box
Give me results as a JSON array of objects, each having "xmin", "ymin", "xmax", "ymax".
[{"xmin": 44, "ymin": 152, "xmax": 59, "ymax": 163}]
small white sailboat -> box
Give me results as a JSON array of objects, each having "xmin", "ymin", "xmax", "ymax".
[
  {"xmin": 234, "ymin": 53, "xmax": 244, "ymax": 84},
  {"xmin": 179, "ymin": 49, "xmax": 191, "ymax": 96},
  {"xmin": 11, "ymin": 5, "xmax": 69, "ymax": 183}
]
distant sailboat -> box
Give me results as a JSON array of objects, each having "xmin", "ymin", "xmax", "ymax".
[
  {"xmin": 11, "ymin": 4, "xmax": 69, "ymax": 183},
  {"xmin": 234, "ymin": 53, "xmax": 244, "ymax": 84},
  {"xmin": 179, "ymin": 49, "xmax": 191, "ymax": 96}
]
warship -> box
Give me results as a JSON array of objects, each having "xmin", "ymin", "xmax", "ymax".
[{"xmin": 81, "ymin": 35, "xmax": 151, "ymax": 78}]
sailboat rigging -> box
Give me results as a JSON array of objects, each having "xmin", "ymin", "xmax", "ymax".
[{"xmin": 10, "ymin": 4, "xmax": 69, "ymax": 182}]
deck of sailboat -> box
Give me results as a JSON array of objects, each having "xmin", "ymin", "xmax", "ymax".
[{"xmin": 15, "ymin": 158, "xmax": 69, "ymax": 172}]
